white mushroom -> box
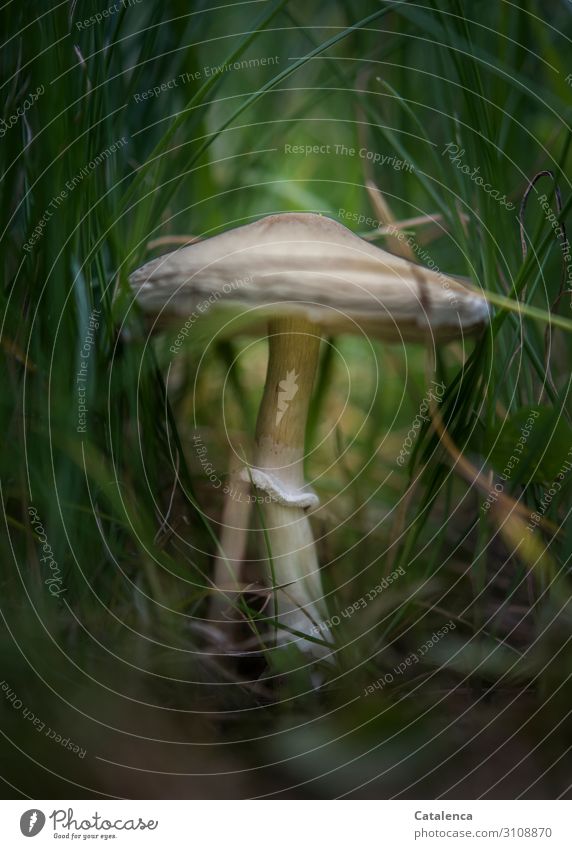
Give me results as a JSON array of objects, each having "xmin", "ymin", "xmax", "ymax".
[{"xmin": 130, "ymin": 212, "xmax": 489, "ymax": 656}]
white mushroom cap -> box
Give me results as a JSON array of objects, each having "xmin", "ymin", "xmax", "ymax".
[{"xmin": 129, "ymin": 212, "xmax": 489, "ymax": 342}]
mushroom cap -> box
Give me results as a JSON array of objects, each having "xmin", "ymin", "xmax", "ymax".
[{"xmin": 129, "ymin": 212, "xmax": 489, "ymax": 342}]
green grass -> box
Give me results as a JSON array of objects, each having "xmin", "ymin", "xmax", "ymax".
[{"xmin": 2, "ymin": 0, "xmax": 572, "ymax": 799}]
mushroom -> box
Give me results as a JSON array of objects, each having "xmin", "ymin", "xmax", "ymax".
[{"xmin": 129, "ymin": 212, "xmax": 489, "ymax": 655}]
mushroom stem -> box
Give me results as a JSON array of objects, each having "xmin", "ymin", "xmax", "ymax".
[
  {"xmin": 249, "ymin": 315, "xmax": 327, "ymax": 650},
  {"xmin": 209, "ymin": 458, "xmax": 252, "ymax": 644}
]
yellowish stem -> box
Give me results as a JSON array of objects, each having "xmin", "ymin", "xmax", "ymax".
[{"xmin": 252, "ymin": 316, "xmax": 328, "ymax": 650}]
